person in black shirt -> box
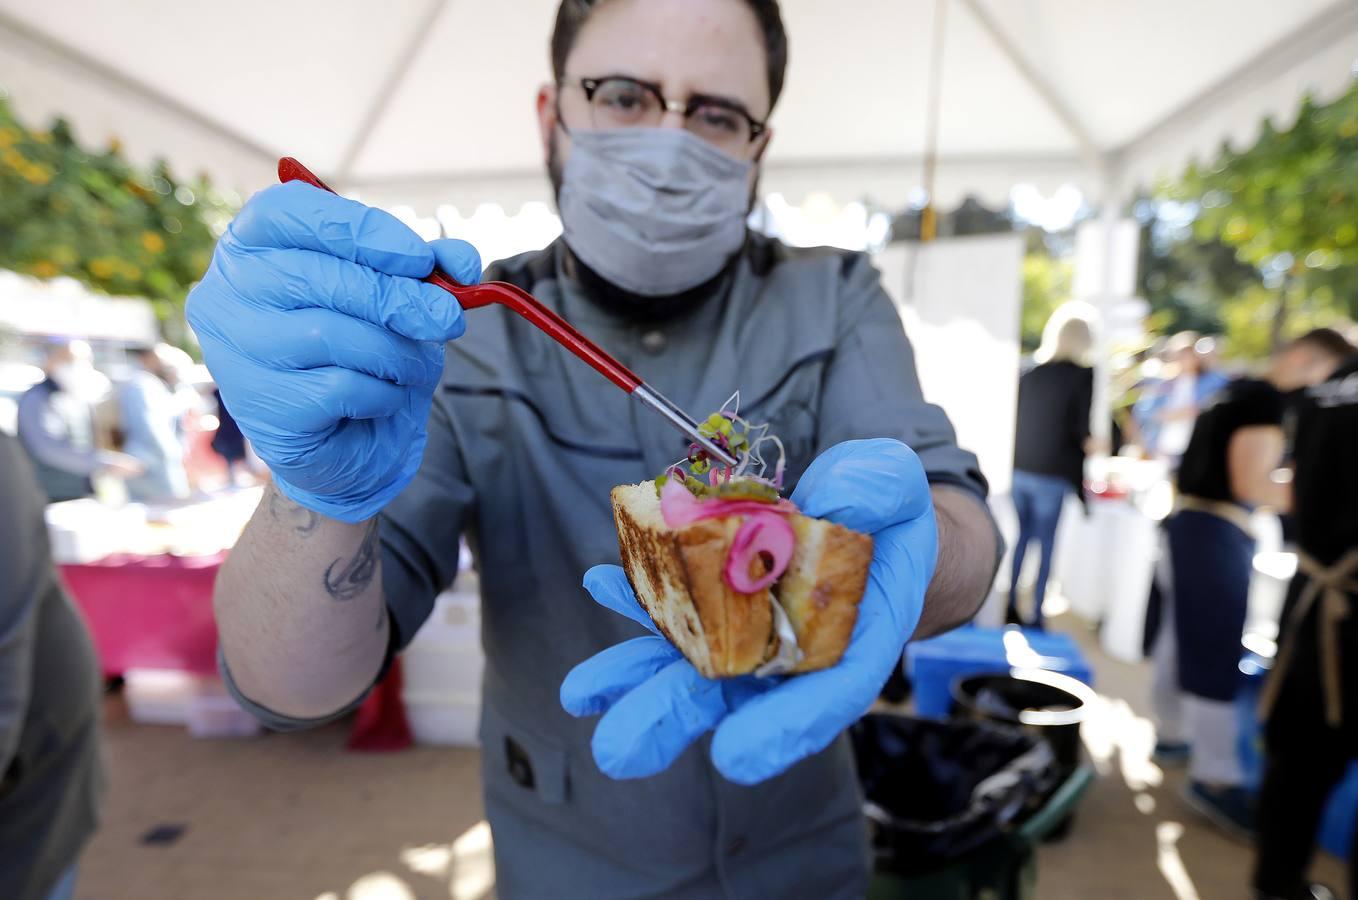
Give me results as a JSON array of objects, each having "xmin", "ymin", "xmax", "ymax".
[
  {"xmin": 1150, "ymin": 331, "xmax": 1347, "ymax": 839},
  {"xmin": 1009, "ymin": 309, "xmax": 1094, "ymax": 628},
  {"xmin": 1252, "ymin": 332, "xmax": 1358, "ymax": 900}
]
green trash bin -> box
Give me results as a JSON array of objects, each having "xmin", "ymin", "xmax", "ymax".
[{"xmin": 866, "ymin": 765, "xmax": 1095, "ymax": 900}]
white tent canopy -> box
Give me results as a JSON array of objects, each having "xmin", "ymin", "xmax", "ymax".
[{"xmin": 1, "ymin": 0, "xmax": 1356, "ymax": 214}]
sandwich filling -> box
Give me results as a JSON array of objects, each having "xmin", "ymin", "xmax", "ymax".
[{"xmin": 653, "ymin": 394, "xmax": 795, "ymax": 594}]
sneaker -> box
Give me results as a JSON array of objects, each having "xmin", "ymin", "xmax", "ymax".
[
  {"xmin": 1253, "ymin": 884, "xmax": 1338, "ymax": 900},
  {"xmin": 1182, "ymin": 780, "xmax": 1256, "ymax": 839},
  {"xmin": 1151, "ymin": 740, "xmax": 1191, "ymax": 767}
]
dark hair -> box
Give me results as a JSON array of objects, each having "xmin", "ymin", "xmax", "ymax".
[
  {"xmin": 1289, "ymin": 327, "xmax": 1357, "ymax": 360},
  {"xmin": 550, "ymin": 0, "xmax": 788, "ymax": 113}
]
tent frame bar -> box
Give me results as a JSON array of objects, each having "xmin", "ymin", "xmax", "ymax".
[
  {"xmin": 956, "ymin": 0, "xmax": 1101, "ymax": 171},
  {"xmin": 1115, "ymin": 0, "xmax": 1358, "ymax": 171},
  {"xmin": 0, "ymin": 5, "xmax": 277, "ymax": 166},
  {"xmin": 333, "ymin": 0, "xmax": 448, "ymax": 182}
]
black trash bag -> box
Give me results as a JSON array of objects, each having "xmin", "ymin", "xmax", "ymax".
[{"xmin": 851, "ymin": 713, "xmax": 1060, "ymax": 876}]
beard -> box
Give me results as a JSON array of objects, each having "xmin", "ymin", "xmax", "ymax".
[{"xmin": 547, "ymin": 127, "xmax": 565, "ymax": 206}]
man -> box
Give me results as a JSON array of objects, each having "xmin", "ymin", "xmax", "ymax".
[
  {"xmin": 0, "ymin": 431, "xmax": 106, "ymax": 900},
  {"xmin": 17, "ymin": 340, "xmax": 140, "ymax": 502},
  {"xmin": 118, "ymin": 344, "xmax": 192, "ymax": 503},
  {"xmin": 1150, "ymin": 330, "xmax": 1353, "ymax": 838},
  {"xmin": 186, "ymin": 1, "xmax": 1000, "ymax": 896},
  {"xmin": 1138, "ymin": 332, "xmax": 1231, "ymax": 463},
  {"xmin": 1253, "ymin": 329, "xmax": 1358, "ymax": 900}
]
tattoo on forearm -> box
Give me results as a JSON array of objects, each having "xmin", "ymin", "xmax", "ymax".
[
  {"xmin": 266, "ymin": 482, "xmax": 319, "ymax": 536},
  {"xmin": 323, "ymin": 518, "xmax": 380, "ymax": 601}
]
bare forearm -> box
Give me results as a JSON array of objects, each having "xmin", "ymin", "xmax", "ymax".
[
  {"xmin": 913, "ymin": 485, "xmax": 999, "ymax": 639},
  {"xmin": 215, "ymin": 482, "xmax": 389, "ymax": 719}
]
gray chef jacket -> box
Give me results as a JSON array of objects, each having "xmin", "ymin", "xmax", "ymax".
[
  {"xmin": 0, "ymin": 433, "xmax": 105, "ymax": 900},
  {"xmin": 228, "ymin": 235, "xmax": 990, "ymax": 899}
]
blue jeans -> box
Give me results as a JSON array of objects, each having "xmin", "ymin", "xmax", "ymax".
[{"xmin": 1008, "ymin": 470, "xmax": 1069, "ymax": 627}]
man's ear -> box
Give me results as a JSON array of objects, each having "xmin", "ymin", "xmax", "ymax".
[{"xmin": 536, "ymin": 83, "xmax": 558, "ymax": 163}]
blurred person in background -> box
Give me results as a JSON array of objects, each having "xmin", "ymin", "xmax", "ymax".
[
  {"xmin": 0, "ymin": 431, "xmax": 106, "ymax": 900},
  {"xmin": 208, "ymin": 386, "xmax": 258, "ymax": 486},
  {"xmin": 1008, "ymin": 305, "xmax": 1094, "ymax": 628},
  {"xmin": 118, "ymin": 343, "xmax": 192, "ymax": 503},
  {"xmin": 1252, "ymin": 328, "xmax": 1358, "ymax": 900},
  {"xmin": 1150, "ymin": 329, "xmax": 1353, "ymax": 838},
  {"xmin": 183, "ymin": 0, "xmax": 1001, "ymax": 895},
  {"xmin": 1136, "ymin": 331, "xmax": 1230, "ymax": 463},
  {"xmin": 17, "ymin": 339, "xmax": 141, "ymax": 502}
]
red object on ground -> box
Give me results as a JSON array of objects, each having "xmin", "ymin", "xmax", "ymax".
[
  {"xmin": 347, "ymin": 656, "xmax": 413, "ymax": 753},
  {"xmin": 60, "ymin": 553, "xmax": 225, "ymax": 677}
]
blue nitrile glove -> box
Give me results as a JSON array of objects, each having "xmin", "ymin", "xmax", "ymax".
[
  {"xmin": 185, "ymin": 181, "xmax": 482, "ymax": 522},
  {"xmin": 561, "ymin": 438, "xmax": 939, "ymax": 785}
]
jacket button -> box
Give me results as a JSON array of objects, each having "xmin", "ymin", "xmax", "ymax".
[
  {"xmin": 725, "ymin": 836, "xmax": 746, "ymax": 856},
  {"xmin": 641, "ymin": 330, "xmax": 667, "ymax": 354}
]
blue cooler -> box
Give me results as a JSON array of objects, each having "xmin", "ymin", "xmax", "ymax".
[
  {"xmin": 1238, "ymin": 652, "xmax": 1356, "ymax": 861},
  {"xmin": 906, "ymin": 626, "xmax": 1094, "ymax": 719},
  {"xmin": 1319, "ymin": 763, "xmax": 1358, "ymax": 861}
]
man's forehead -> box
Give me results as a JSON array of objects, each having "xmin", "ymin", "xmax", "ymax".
[{"xmin": 565, "ymin": 0, "xmax": 770, "ymax": 114}]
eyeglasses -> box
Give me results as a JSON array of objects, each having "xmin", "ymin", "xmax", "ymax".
[{"xmin": 562, "ymin": 75, "xmax": 767, "ymax": 154}]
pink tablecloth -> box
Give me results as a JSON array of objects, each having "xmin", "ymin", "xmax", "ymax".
[{"xmin": 60, "ymin": 552, "xmax": 226, "ymax": 678}]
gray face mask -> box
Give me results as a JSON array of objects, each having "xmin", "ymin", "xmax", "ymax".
[{"xmin": 558, "ymin": 128, "xmax": 753, "ymax": 297}]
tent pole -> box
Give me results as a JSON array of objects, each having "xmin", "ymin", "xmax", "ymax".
[
  {"xmin": 1085, "ymin": 163, "xmax": 1140, "ymax": 449},
  {"xmin": 919, "ymin": 0, "xmax": 948, "ymax": 243}
]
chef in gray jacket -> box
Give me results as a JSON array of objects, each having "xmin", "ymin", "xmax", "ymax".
[{"xmin": 187, "ymin": 0, "xmax": 1001, "ymax": 896}]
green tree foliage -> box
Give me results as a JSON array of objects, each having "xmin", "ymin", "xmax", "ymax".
[
  {"xmin": 0, "ymin": 93, "xmax": 235, "ymax": 344},
  {"xmin": 1135, "ymin": 200, "xmax": 1258, "ymax": 337},
  {"xmin": 1020, "ymin": 252, "xmax": 1072, "ymax": 353},
  {"xmin": 1156, "ymin": 81, "xmax": 1358, "ymax": 353}
]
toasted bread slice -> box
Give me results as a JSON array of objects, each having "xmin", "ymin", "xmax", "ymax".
[
  {"xmin": 610, "ymin": 482, "xmax": 873, "ymax": 677},
  {"xmin": 777, "ymin": 515, "xmax": 874, "ymax": 672},
  {"xmin": 612, "ymin": 482, "xmax": 774, "ymax": 677}
]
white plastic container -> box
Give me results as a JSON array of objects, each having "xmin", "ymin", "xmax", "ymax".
[
  {"xmin": 414, "ymin": 590, "xmax": 481, "ymax": 643},
  {"xmin": 404, "ymin": 693, "xmax": 480, "ymax": 747},
  {"xmin": 186, "ymin": 692, "xmax": 262, "ymax": 739},
  {"xmin": 45, "ymin": 498, "xmax": 147, "ymax": 563},
  {"xmin": 123, "ymin": 668, "xmax": 216, "ymax": 725},
  {"xmin": 403, "ymin": 642, "xmax": 485, "ymax": 699}
]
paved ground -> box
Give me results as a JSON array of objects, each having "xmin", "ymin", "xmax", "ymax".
[{"xmin": 74, "ymin": 615, "xmax": 1347, "ymax": 900}]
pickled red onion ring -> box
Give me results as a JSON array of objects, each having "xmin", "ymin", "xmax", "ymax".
[
  {"xmin": 659, "ymin": 478, "xmax": 797, "ymax": 528},
  {"xmin": 724, "ymin": 512, "xmax": 795, "ymax": 593}
]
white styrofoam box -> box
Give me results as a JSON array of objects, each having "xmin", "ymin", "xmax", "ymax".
[
  {"xmin": 402, "ymin": 639, "xmax": 485, "ymax": 699},
  {"xmin": 410, "ymin": 590, "xmax": 480, "ymax": 646},
  {"xmin": 1097, "ymin": 502, "xmax": 1159, "ymax": 663},
  {"xmin": 1053, "ymin": 494, "xmax": 1107, "ymax": 622},
  {"xmin": 186, "ymin": 693, "xmax": 262, "ymax": 739},
  {"xmin": 405, "ymin": 693, "xmax": 480, "ymax": 747},
  {"xmin": 45, "ymin": 498, "xmax": 147, "ymax": 563},
  {"xmin": 1247, "ymin": 551, "xmax": 1297, "ymax": 647},
  {"xmin": 123, "ymin": 668, "xmax": 219, "ymax": 726}
]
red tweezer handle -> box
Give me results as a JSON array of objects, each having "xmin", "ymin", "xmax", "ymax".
[{"xmin": 277, "ymin": 157, "xmax": 643, "ymax": 393}]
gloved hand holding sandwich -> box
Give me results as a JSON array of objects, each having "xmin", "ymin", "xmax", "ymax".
[{"xmin": 562, "ymin": 410, "xmax": 938, "ymax": 786}]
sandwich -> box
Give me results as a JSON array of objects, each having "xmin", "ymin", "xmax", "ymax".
[{"xmin": 610, "ymin": 400, "xmax": 873, "ymax": 678}]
